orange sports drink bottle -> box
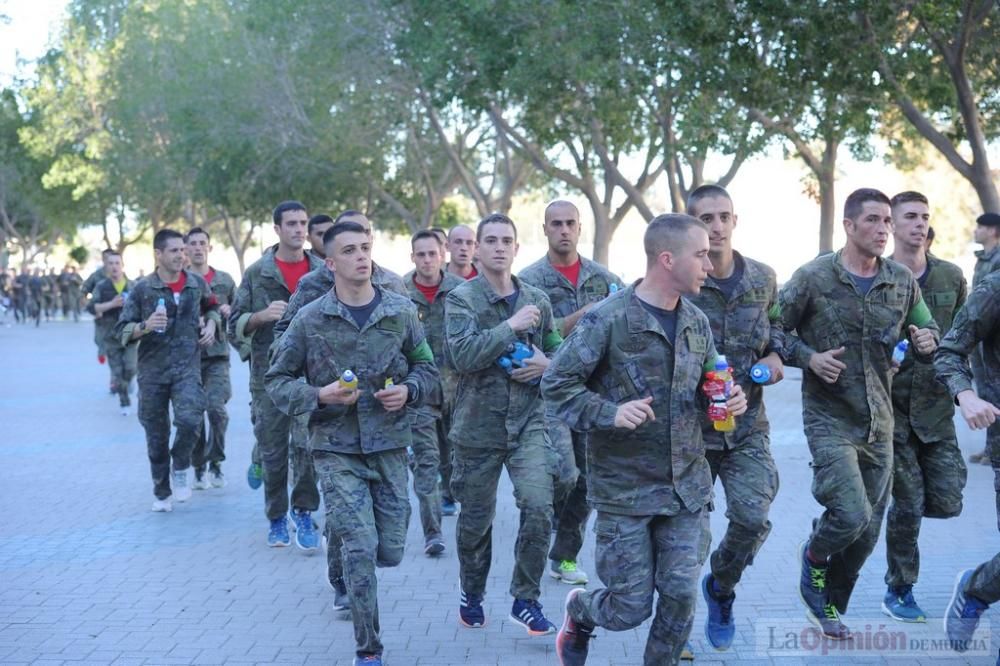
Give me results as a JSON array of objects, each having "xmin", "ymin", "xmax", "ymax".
[{"xmin": 704, "ymin": 355, "xmax": 736, "ymax": 432}]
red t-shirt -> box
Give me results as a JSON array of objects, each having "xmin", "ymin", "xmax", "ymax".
[
  {"xmin": 166, "ymin": 271, "xmax": 187, "ymax": 295},
  {"xmin": 553, "ymin": 259, "xmax": 581, "ymax": 287},
  {"xmin": 414, "ymin": 278, "xmax": 440, "ymax": 303},
  {"xmin": 204, "ymin": 268, "xmax": 216, "ymax": 285},
  {"xmin": 275, "ymin": 257, "xmax": 311, "ymax": 294},
  {"xmin": 465, "ymin": 265, "xmax": 478, "ymax": 280}
]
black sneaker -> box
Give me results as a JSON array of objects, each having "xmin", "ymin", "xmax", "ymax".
[
  {"xmin": 556, "ymin": 588, "xmax": 594, "ymax": 665},
  {"xmin": 424, "ymin": 536, "xmax": 446, "ymax": 556},
  {"xmin": 459, "ymin": 590, "xmax": 485, "ymax": 628},
  {"xmin": 329, "ymin": 577, "xmax": 350, "ymax": 612},
  {"xmin": 798, "ymin": 542, "xmax": 850, "ymax": 640}
]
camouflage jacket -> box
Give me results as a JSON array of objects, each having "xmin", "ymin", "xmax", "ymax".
[
  {"xmin": 199, "ymin": 267, "xmax": 237, "ymax": 360},
  {"xmin": 445, "ymin": 274, "xmax": 562, "ymax": 447},
  {"xmin": 81, "ymin": 267, "xmax": 106, "ymax": 297},
  {"xmin": 264, "ymin": 286, "xmax": 438, "ymax": 455},
  {"xmin": 935, "ymin": 271, "xmax": 1000, "ymax": 404},
  {"xmin": 403, "ymin": 269, "xmax": 466, "ymax": 407},
  {"xmin": 541, "ymin": 283, "xmax": 718, "ymax": 516},
  {"xmin": 687, "ymin": 252, "xmax": 783, "ymax": 450},
  {"xmin": 892, "ymin": 254, "xmax": 967, "ymax": 443},
  {"xmin": 518, "ymin": 255, "xmax": 624, "ymax": 334},
  {"xmin": 114, "ymin": 269, "xmax": 221, "ymax": 384},
  {"xmin": 90, "ymin": 276, "xmax": 136, "ymax": 345},
  {"xmin": 227, "ymin": 246, "xmax": 324, "ymax": 388},
  {"xmin": 974, "ymin": 245, "xmax": 1000, "ymax": 288},
  {"xmin": 779, "ymin": 250, "xmax": 938, "ymax": 444}
]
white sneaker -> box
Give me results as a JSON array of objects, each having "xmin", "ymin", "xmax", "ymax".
[
  {"xmin": 192, "ymin": 473, "xmax": 211, "ymax": 491},
  {"xmin": 209, "ymin": 470, "xmax": 226, "ymax": 488},
  {"xmin": 120, "ymin": 406, "xmax": 130, "ymax": 416},
  {"xmin": 172, "ymin": 469, "xmax": 192, "ymax": 502},
  {"xmin": 152, "ymin": 498, "xmax": 173, "ymax": 512}
]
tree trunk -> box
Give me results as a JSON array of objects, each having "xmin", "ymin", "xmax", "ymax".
[
  {"xmin": 817, "ymin": 139, "xmax": 839, "ymax": 254},
  {"xmin": 972, "ymin": 169, "xmax": 1000, "ymax": 213}
]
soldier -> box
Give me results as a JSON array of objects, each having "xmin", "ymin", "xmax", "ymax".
[
  {"xmin": 519, "ymin": 200, "xmax": 624, "ymax": 589},
  {"xmin": 969, "ymin": 212, "xmax": 1000, "ymax": 465},
  {"xmin": 12, "ymin": 266, "xmax": 30, "ymax": 324},
  {"xmin": 114, "ymin": 229, "xmax": 221, "ymax": 512},
  {"xmin": 881, "ymin": 191, "xmax": 968, "ymax": 622},
  {"xmin": 83, "ymin": 250, "xmax": 115, "ymax": 381},
  {"xmin": 28, "ymin": 268, "xmax": 45, "ymax": 326},
  {"xmin": 44, "ymin": 268, "xmax": 59, "ymax": 320},
  {"xmin": 229, "ymin": 200, "xmax": 323, "ymax": 549},
  {"xmin": 60, "ymin": 265, "xmax": 83, "ymax": 321},
  {"xmin": 265, "ymin": 221, "xmax": 438, "ymax": 666},
  {"xmin": 403, "ymin": 230, "xmax": 465, "ymax": 556},
  {"xmin": 89, "ymin": 251, "xmax": 137, "ymax": 414},
  {"xmin": 779, "ymin": 188, "xmax": 939, "ymax": 639},
  {"xmin": 935, "ymin": 271, "xmax": 1000, "ymax": 651},
  {"xmin": 445, "ymin": 213, "xmax": 563, "ymax": 635},
  {"xmin": 684, "ymin": 185, "xmax": 783, "ymax": 650},
  {"xmin": 446, "ymin": 224, "xmax": 479, "ymax": 280},
  {"xmin": 545, "ymin": 214, "xmax": 747, "ymax": 665},
  {"xmin": 307, "ymin": 213, "xmax": 334, "ymax": 260},
  {"xmin": 185, "ymin": 227, "xmax": 237, "ymax": 489}
]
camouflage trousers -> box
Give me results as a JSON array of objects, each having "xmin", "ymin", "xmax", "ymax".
[
  {"xmin": 988, "ymin": 421, "xmax": 1000, "ymax": 531},
  {"xmin": 451, "ymin": 430, "xmax": 554, "ymax": 600},
  {"xmin": 545, "ymin": 415, "xmax": 590, "ymax": 565},
  {"xmin": 192, "ymin": 358, "xmax": 231, "ymax": 472},
  {"xmin": 409, "ymin": 407, "xmax": 443, "ymax": 542},
  {"xmin": 138, "ymin": 375, "xmax": 205, "ymax": 500},
  {"xmin": 250, "ymin": 386, "xmax": 319, "ymax": 521},
  {"xmin": 884, "ymin": 430, "xmax": 966, "ymax": 588},
  {"xmin": 314, "ymin": 449, "xmax": 410, "ymax": 658},
  {"xmin": 105, "ymin": 339, "xmax": 137, "ymax": 407},
  {"xmin": 705, "ymin": 432, "xmax": 779, "ymax": 596},
  {"xmin": 806, "ymin": 435, "xmax": 892, "ymax": 613},
  {"xmin": 967, "ymin": 552, "xmax": 1000, "ymax": 605},
  {"xmin": 568, "ymin": 507, "xmax": 711, "ymax": 665},
  {"xmin": 438, "ymin": 402, "xmax": 455, "ymax": 502}
]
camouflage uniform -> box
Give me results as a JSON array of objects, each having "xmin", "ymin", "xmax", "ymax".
[
  {"xmin": 519, "ymin": 255, "xmax": 623, "ymax": 567},
  {"xmin": 935, "ymin": 271, "xmax": 1000, "ymax": 530},
  {"xmin": 779, "ymin": 250, "xmax": 937, "ymax": 612},
  {"xmin": 90, "ymin": 276, "xmax": 138, "ymax": 407},
  {"xmin": 687, "ymin": 252, "xmax": 782, "ymax": 596},
  {"xmin": 885, "ymin": 254, "xmax": 967, "ymax": 588},
  {"xmin": 445, "ymin": 274, "xmax": 562, "ymax": 601},
  {"xmin": 114, "ymin": 270, "xmax": 221, "ymax": 500},
  {"xmin": 192, "ymin": 268, "xmax": 237, "ymax": 476},
  {"xmin": 83, "ymin": 267, "xmax": 109, "ymax": 358},
  {"xmin": 403, "ymin": 269, "xmax": 466, "ymax": 545},
  {"xmin": 228, "ymin": 246, "xmax": 324, "ymax": 521},
  {"xmin": 59, "ymin": 270, "xmax": 82, "ymax": 321},
  {"xmin": 966, "ymin": 553, "xmax": 1000, "ymax": 605},
  {"xmin": 541, "ymin": 284, "xmax": 716, "ymax": 664},
  {"xmin": 265, "ymin": 286, "xmax": 437, "ymax": 659},
  {"xmin": 971, "ymin": 246, "xmax": 1000, "ymax": 404}
]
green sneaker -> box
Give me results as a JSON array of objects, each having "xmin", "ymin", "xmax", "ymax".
[{"xmin": 549, "ymin": 559, "xmax": 589, "ymax": 585}]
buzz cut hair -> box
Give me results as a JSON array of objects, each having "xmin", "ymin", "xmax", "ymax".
[
  {"xmin": 412, "ymin": 229, "xmax": 443, "ymax": 250},
  {"xmin": 844, "ymin": 188, "xmax": 890, "ymax": 221},
  {"xmin": 476, "ymin": 213, "xmax": 517, "ymax": 242},
  {"xmin": 544, "ymin": 199, "xmax": 580, "ymax": 219},
  {"xmin": 153, "ymin": 228, "xmax": 184, "ymax": 251},
  {"xmin": 184, "ymin": 226, "xmax": 210, "ymax": 243},
  {"xmin": 644, "ymin": 214, "xmax": 705, "ymax": 266},
  {"xmin": 889, "ymin": 191, "xmax": 928, "ymax": 208},
  {"xmin": 308, "ymin": 214, "xmax": 334, "ymax": 233},
  {"xmin": 685, "ymin": 184, "xmax": 732, "ymax": 215},
  {"xmin": 272, "ymin": 200, "xmax": 307, "ymax": 226},
  {"xmin": 323, "ymin": 221, "xmax": 368, "ymax": 248}
]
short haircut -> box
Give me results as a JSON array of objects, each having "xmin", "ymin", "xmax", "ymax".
[
  {"xmin": 844, "ymin": 188, "xmax": 890, "ymax": 221},
  {"xmin": 153, "ymin": 229, "xmax": 184, "ymax": 251},
  {"xmin": 334, "ymin": 209, "xmax": 366, "ymax": 225},
  {"xmin": 323, "ymin": 221, "xmax": 368, "ymax": 247},
  {"xmin": 644, "ymin": 213, "xmax": 705, "ymax": 265},
  {"xmin": 184, "ymin": 226, "xmax": 210, "ymax": 243},
  {"xmin": 101, "ymin": 248, "xmax": 116, "ymax": 257},
  {"xmin": 308, "ymin": 214, "xmax": 334, "ymax": 232},
  {"xmin": 476, "ymin": 213, "xmax": 517, "ymax": 242},
  {"xmin": 890, "ymin": 191, "xmax": 928, "ymax": 208},
  {"xmin": 544, "ymin": 199, "xmax": 580, "ymax": 219},
  {"xmin": 448, "ymin": 224, "xmax": 473, "ymax": 240},
  {"xmin": 412, "ymin": 229, "xmax": 443, "ymax": 250},
  {"xmin": 105, "ymin": 250, "xmax": 122, "ymax": 260},
  {"xmin": 272, "ymin": 200, "xmax": 307, "ymax": 225},
  {"xmin": 686, "ymin": 184, "xmax": 732, "ymax": 215}
]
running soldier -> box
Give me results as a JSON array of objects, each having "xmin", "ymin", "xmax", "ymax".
[
  {"xmin": 969, "ymin": 212, "xmax": 1000, "ymax": 465},
  {"xmin": 89, "ymin": 251, "xmax": 137, "ymax": 414}
]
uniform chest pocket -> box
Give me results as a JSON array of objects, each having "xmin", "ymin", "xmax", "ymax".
[
  {"xmin": 809, "ymin": 298, "xmax": 848, "ymax": 350},
  {"xmin": 869, "ymin": 288, "xmax": 908, "ymax": 345}
]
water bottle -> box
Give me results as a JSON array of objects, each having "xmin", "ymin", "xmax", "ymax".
[
  {"xmin": 608, "ymin": 283, "xmax": 620, "ymax": 296},
  {"xmin": 891, "ymin": 339, "xmax": 909, "ymax": 367},
  {"xmin": 121, "ymin": 290, "xmax": 129, "ymax": 303},
  {"xmin": 340, "ymin": 369, "xmax": 358, "ymax": 390},
  {"xmin": 706, "ymin": 355, "xmax": 736, "ymax": 432},
  {"xmin": 750, "ymin": 363, "xmax": 771, "ymax": 384},
  {"xmin": 384, "ymin": 377, "xmax": 395, "ymax": 389},
  {"xmin": 154, "ymin": 297, "xmax": 167, "ymax": 333}
]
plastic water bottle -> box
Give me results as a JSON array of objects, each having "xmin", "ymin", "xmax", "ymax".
[
  {"xmin": 340, "ymin": 369, "xmax": 358, "ymax": 390},
  {"xmin": 891, "ymin": 339, "xmax": 909, "ymax": 367},
  {"xmin": 384, "ymin": 377, "xmax": 395, "ymax": 389},
  {"xmin": 707, "ymin": 355, "xmax": 736, "ymax": 432},
  {"xmin": 608, "ymin": 283, "xmax": 620, "ymax": 295},
  {"xmin": 750, "ymin": 363, "xmax": 771, "ymax": 384},
  {"xmin": 154, "ymin": 298, "xmax": 167, "ymax": 333}
]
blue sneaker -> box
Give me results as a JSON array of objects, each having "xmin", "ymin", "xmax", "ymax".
[
  {"xmin": 267, "ymin": 516, "xmax": 290, "ymax": 547},
  {"xmin": 798, "ymin": 542, "xmax": 850, "ymax": 640},
  {"xmin": 442, "ymin": 497, "xmax": 458, "ymax": 516},
  {"xmin": 459, "ymin": 590, "xmax": 485, "ymax": 628},
  {"xmin": 702, "ymin": 573, "xmax": 736, "ymax": 649},
  {"xmin": 510, "ymin": 598, "xmax": 556, "ymax": 636},
  {"xmin": 882, "ymin": 585, "xmax": 926, "ymax": 623},
  {"xmin": 247, "ymin": 462, "xmax": 262, "ymax": 490},
  {"xmin": 290, "ymin": 509, "xmax": 318, "ymax": 552},
  {"xmin": 681, "ymin": 640, "xmax": 694, "ymax": 660},
  {"xmin": 556, "ymin": 588, "xmax": 594, "ymax": 666},
  {"xmin": 353, "ymin": 655, "xmax": 382, "ymax": 665},
  {"xmin": 945, "ymin": 569, "xmax": 989, "ymax": 651}
]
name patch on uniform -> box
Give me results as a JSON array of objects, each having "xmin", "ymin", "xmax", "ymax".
[
  {"xmin": 686, "ymin": 331, "xmax": 707, "ymax": 353},
  {"xmin": 377, "ymin": 316, "xmax": 403, "ymax": 334}
]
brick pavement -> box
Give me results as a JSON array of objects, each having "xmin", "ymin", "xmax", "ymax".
[{"xmin": 0, "ymin": 319, "xmax": 997, "ymax": 665}]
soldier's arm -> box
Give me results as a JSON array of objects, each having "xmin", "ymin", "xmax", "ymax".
[
  {"xmin": 273, "ymin": 284, "xmax": 307, "ymax": 340},
  {"xmin": 264, "ymin": 316, "xmax": 320, "ymax": 417},
  {"xmin": 935, "ymin": 279, "xmax": 1000, "ymax": 401},
  {"xmin": 904, "ymin": 280, "xmax": 939, "ymax": 359},
  {"xmin": 445, "ymin": 291, "xmax": 518, "ymax": 373},
  {"xmin": 115, "ymin": 283, "xmax": 144, "ymax": 345},
  {"xmin": 399, "ymin": 311, "xmax": 440, "ymax": 408},
  {"xmin": 539, "ymin": 299, "xmax": 563, "ymax": 356},
  {"xmin": 227, "ymin": 275, "xmax": 255, "ymax": 361},
  {"xmin": 764, "ymin": 276, "xmax": 786, "ymax": 359},
  {"xmin": 777, "ymin": 269, "xmax": 817, "ymax": 369}
]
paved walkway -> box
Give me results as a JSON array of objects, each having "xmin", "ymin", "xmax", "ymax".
[{"xmin": 0, "ymin": 318, "xmax": 997, "ymax": 665}]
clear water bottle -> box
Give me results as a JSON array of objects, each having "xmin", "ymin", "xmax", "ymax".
[
  {"xmin": 891, "ymin": 339, "xmax": 909, "ymax": 367},
  {"xmin": 154, "ymin": 297, "xmax": 167, "ymax": 333}
]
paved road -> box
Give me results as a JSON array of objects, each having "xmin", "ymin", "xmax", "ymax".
[{"xmin": 0, "ymin": 318, "xmax": 997, "ymax": 665}]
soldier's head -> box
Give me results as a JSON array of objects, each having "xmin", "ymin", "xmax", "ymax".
[
  {"xmin": 974, "ymin": 212, "xmax": 1000, "ymax": 251},
  {"xmin": 476, "ymin": 213, "xmax": 518, "ymax": 274},
  {"xmin": 644, "ymin": 213, "xmax": 712, "ymax": 296},
  {"xmin": 890, "ymin": 191, "xmax": 930, "ymax": 254},
  {"xmin": 100, "ymin": 248, "xmax": 116, "ymax": 271},
  {"xmin": 307, "ymin": 214, "xmax": 334, "ymax": 258},
  {"xmin": 687, "ymin": 184, "xmax": 737, "ymax": 258},
  {"xmin": 323, "ymin": 221, "xmax": 372, "ymax": 285},
  {"xmin": 543, "ymin": 200, "xmax": 581, "ymax": 260},
  {"xmin": 843, "ymin": 188, "xmax": 892, "ymax": 259},
  {"xmin": 184, "ymin": 227, "xmax": 212, "ymax": 268},
  {"xmin": 272, "ymin": 200, "xmax": 308, "ymax": 252},
  {"xmin": 429, "ymin": 227, "xmax": 448, "ymax": 251},
  {"xmin": 153, "ymin": 229, "xmax": 187, "ymax": 274},
  {"xmin": 105, "ymin": 251, "xmax": 124, "ymax": 281},
  {"xmin": 411, "ymin": 230, "xmax": 444, "ymax": 283},
  {"xmin": 447, "ymin": 225, "xmax": 477, "ymax": 269}
]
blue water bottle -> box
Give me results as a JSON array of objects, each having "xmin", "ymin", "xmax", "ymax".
[
  {"xmin": 750, "ymin": 363, "xmax": 771, "ymax": 384},
  {"xmin": 891, "ymin": 339, "xmax": 909, "ymax": 366}
]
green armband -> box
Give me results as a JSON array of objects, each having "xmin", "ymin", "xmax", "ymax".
[
  {"xmin": 543, "ymin": 330, "xmax": 564, "ymax": 352},
  {"xmin": 906, "ymin": 299, "xmax": 933, "ymax": 328},
  {"xmin": 406, "ymin": 340, "xmax": 434, "ymax": 364},
  {"xmin": 767, "ymin": 302, "xmax": 782, "ymax": 322},
  {"xmin": 703, "ymin": 355, "xmax": 719, "ymax": 373}
]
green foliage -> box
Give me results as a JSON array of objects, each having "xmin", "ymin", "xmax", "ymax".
[{"xmin": 68, "ymin": 245, "xmax": 89, "ymax": 265}]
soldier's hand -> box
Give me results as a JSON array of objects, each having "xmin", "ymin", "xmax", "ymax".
[
  {"xmin": 727, "ymin": 384, "xmax": 748, "ymax": 416},
  {"xmin": 319, "ymin": 381, "xmax": 360, "ymax": 406},
  {"xmin": 757, "ymin": 351, "xmax": 784, "ymax": 385},
  {"xmin": 374, "ymin": 384, "xmax": 409, "ymax": 412},
  {"xmin": 198, "ymin": 318, "xmax": 217, "ymax": 347},
  {"xmin": 909, "ymin": 324, "xmax": 937, "ymax": 355},
  {"xmin": 957, "ymin": 390, "xmax": 1000, "ymax": 430},
  {"xmin": 146, "ymin": 309, "xmax": 168, "ymax": 332},
  {"xmin": 511, "ymin": 345, "xmax": 548, "ymax": 383},
  {"xmin": 506, "ymin": 305, "xmax": 541, "ymax": 333},
  {"xmin": 260, "ymin": 300, "xmax": 288, "ymax": 323},
  {"xmin": 219, "ymin": 303, "xmax": 232, "ymax": 319},
  {"xmin": 109, "ymin": 294, "xmax": 125, "ymax": 308},
  {"xmin": 614, "ymin": 396, "xmax": 655, "ymax": 430},
  {"xmin": 809, "ymin": 347, "xmax": 846, "ymax": 384}
]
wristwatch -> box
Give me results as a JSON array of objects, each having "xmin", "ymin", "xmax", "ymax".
[{"xmin": 137, "ymin": 321, "xmax": 147, "ymax": 332}]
